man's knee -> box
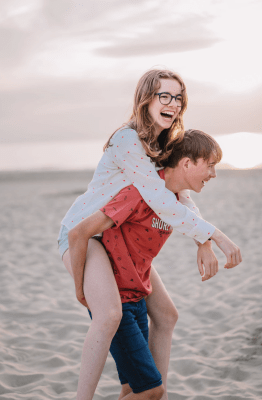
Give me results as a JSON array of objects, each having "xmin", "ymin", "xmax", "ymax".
[
  {"xmin": 118, "ymin": 383, "xmax": 132, "ymax": 399},
  {"xmin": 151, "ymin": 304, "xmax": 178, "ymax": 330},
  {"xmin": 164, "ymin": 305, "xmax": 179, "ymax": 328},
  {"xmin": 148, "ymin": 384, "xmax": 165, "ymax": 400}
]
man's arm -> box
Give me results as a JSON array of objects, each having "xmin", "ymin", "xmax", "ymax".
[{"xmin": 68, "ymin": 211, "xmax": 114, "ymax": 306}]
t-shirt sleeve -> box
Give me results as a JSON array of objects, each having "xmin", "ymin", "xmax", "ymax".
[
  {"xmin": 110, "ymin": 128, "xmax": 215, "ymax": 244},
  {"xmin": 100, "ymin": 185, "xmax": 141, "ymax": 228}
]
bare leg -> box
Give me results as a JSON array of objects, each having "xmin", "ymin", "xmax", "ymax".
[
  {"xmin": 63, "ymin": 239, "xmax": 122, "ymax": 400},
  {"xmin": 120, "ymin": 384, "xmax": 164, "ymax": 400},
  {"xmin": 146, "ymin": 267, "xmax": 179, "ymax": 400},
  {"xmin": 118, "ymin": 383, "xmax": 132, "ymax": 400}
]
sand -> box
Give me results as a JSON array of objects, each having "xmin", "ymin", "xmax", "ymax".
[{"xmin": 0, "ymin": 169, "xmax": 261, "ymax": 400}]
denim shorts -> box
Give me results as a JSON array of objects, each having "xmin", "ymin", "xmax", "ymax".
[
  {"xmin": 57, "ymin": 225, "xmax": 69, "ymax": 258},
  {"xmin": 89, "ymin": 299, "xmax": 162, "ymax": 393},
  {"xmin": 57, "ymin": 225, "xmax": 104, "ymax": 258}
]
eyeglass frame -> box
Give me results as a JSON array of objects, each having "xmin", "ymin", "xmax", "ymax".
[{"xmin": 155, "ymin": 92, "xmax": 183, "ymax": 107}]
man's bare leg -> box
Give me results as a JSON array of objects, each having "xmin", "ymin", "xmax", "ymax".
[
  {"xmin": 119, "ymin": 383, "xmax": 164, "ymax": 400},
  {"xmin": 146, "ymin": 267, "xmax": 179, "ymax": 400}
]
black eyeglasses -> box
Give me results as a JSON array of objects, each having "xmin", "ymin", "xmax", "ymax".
[{"xmin": 155, "ymin": 92, "xmax": 183, "ymax": 107}]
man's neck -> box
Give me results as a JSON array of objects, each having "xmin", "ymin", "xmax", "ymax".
[{"xmin": 163, "ymin": 167, "xmax": 188, "ymax": 193}]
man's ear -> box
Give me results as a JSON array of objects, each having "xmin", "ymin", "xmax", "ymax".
[{"xmin": 180, "ymin": 157, "xmax": 191, "ymax": 170}]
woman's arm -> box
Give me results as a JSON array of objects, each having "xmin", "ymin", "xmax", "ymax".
[
  {"xmin": 112, "ymin": 128, "xmax": 214, "ymax": 243},
  {"xmin": 178, "ymin": 189, "xmax": 201, "ymax": 217},
  {"xmin": 211, "ymin": 228, "xmax": 242, "ymax": 268},
  {"xmin": 68, "ymin": 211, "xmax": 114, "ymax": 306},
  {"xmin": 111, "ymin": 128, "xmax": 242, "ymax": 269}
]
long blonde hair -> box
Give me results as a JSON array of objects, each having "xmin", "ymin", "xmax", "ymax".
[{"xmin": 104, "ymin": 69, "xmax": 188, "ymax": 167}]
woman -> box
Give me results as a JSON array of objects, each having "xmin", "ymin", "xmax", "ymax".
[{"xmin": 58, "ymin": 69, "xmax": 241, "ymax": 399}]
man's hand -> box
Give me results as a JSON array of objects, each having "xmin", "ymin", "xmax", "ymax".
[
  {"xmin": 75, "ymin": 287, "xmax": 89, "ymax": 309},
  {"xmin": 197, "ymin": 240, "xmax": 219, "ymax": 281},
  {"xmin": 211, "ymin": 229, "xmax": 242, "ymax": 269}
]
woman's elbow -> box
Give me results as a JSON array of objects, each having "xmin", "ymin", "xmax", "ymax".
[{"xmin": 68, "ymin": 226, "xmax": 80, "ymax": 246}]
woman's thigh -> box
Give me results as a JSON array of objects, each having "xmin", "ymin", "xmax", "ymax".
[{"xmin": 63, "ymin": 239, "xmax": 121, "ymax": 319}]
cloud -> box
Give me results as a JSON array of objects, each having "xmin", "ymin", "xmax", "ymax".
[
  {"xmin": 94, "ymin": 14, "xmax": 221, "ymax": 58},
  {"xmin": 0, "ymin": 0, "xmax": 220, "ymax": 76},
  {"xmin": 184, "ymin": 81, "xmax": 262, "ymax": 135},
  {"xmin": 1, "ymin": 75, "xmax": 261, "ymax": 145},
  {"xmin": 0, "ymin": 76, "xmax": 135, "ymax": 143},
  {"xmin": 1, "ymin": 0, "xmax": 261, "ymax": 145},
  {"xmin": 0, "ymin": 26, "xmax": 39, "ymax": 69}
]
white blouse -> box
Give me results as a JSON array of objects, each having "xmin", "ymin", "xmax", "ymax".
[{"xmin": 61, "ymin": 127, "xmax": 215, "ymax": 244}]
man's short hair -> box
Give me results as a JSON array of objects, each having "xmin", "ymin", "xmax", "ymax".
[{"xmin": 163, "ymin": 129, "xmax": 222, "ymax": 169}]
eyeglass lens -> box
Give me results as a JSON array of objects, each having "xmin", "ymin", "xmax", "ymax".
[{"xmin": 159, "ymin": 93, "xmax": 182, "ymax": 107}]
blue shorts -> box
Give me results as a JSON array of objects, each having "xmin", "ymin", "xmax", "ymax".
[
  {"xmin": 57, "ymin": 225, "xmax": 103, "ymax": 258},
  {"xmin": 89, "ymin": 299, "xmax": 162, "ymax": 393}
]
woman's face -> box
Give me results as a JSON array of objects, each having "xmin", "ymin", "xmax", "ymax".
[{"xmin": 148, "ymin": 78, "xmax": 182, "ymax": 137}]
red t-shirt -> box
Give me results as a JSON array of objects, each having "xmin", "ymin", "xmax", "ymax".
[{"xmin": 100, "ymin": 170, "xmax": 175, "ymax": 303}]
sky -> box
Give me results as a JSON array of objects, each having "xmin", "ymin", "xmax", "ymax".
[{"xmin": 1, "ymin": 0, "xmax": 262, "ymax": 170}]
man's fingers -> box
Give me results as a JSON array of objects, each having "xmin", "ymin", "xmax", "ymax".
[
  {"xmin": 225, "ymin": 247, "xmax": 242, "ymax": 269},
  {"xmin": 227, "ymin": 245, "xmax": 242, "ymax": 268},
  {"xmin": 236, "ymin": 248, "xmax": 242, "ymax": 264},
  {"xmin": 215, "ymin": 263, "xmax": 218, "ymax": 274},
  {"xmin": 210, "ymin": 262, "xmax": 216, "ymax": 277},
  {"xmin": 197, "ymin": 258, "xmax": 204, "ymax": 277}
]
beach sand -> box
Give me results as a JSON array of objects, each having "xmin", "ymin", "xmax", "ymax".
[{"xmin": 0, "ymin": 169, "xmax": 261, "ymax": 400}]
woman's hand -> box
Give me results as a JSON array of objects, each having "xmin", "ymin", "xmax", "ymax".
[
  {"xmin": 197, "ymin": 240, "xmax": 218, "ymax": 281},
  {"xmin": 75, "ymin": 287, "xmax": 89, "ymax": 309},
  {"xmin": 211, "ymin": 228, "xmax": 242, "ymax": 269}
]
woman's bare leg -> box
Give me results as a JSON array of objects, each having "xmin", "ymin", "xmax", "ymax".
[
  {"xmin": 63, "ymin": 239, "xmax": 122, "ymax": 400},
  {"xmin": 146, "ymin": 267, "xmax": 179, "ymax": 400}
]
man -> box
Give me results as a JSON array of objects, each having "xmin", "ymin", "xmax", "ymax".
[{"xmin": 69, "ymin": 130, "xmax": 241, "ymax": 400}]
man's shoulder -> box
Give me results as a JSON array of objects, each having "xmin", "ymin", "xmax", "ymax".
[{"xmin": 115, "ymin": 184, "xmax": 142, "ymax": 202}]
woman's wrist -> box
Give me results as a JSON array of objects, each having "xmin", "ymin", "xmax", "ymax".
[{"xmin": 210, "ymin": 228, "xmax": 223, "ymax": 244}]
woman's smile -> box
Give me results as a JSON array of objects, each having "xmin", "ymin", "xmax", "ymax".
[{"xmin": 148, "ymin": 78, "xmax": 182, "ymax": 136}]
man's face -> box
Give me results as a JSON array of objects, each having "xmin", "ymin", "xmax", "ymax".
[{"xmin": 185, "ymin": 154, "xmax": 217, "ymax": 193}]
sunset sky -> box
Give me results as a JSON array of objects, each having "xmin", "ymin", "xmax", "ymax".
[{"xmin": 1, "ymin": 0, "xmax": 262, "ymax": 170}]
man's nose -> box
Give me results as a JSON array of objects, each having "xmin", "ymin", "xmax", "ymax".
[{"xmin": 211, "ymin": 168, "xmax": 217, "ymax": 178}]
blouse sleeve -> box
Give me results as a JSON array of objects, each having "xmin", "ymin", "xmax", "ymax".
[
  {"xmin": 110, "ymin": 127, "xmax": 215, "ymax": 244},
  {"xmin": 178, "ymin": 189, "xmax": 201, "ymax": 217}
]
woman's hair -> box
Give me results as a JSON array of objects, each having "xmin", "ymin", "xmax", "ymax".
[
  {"xmin": 163, "ymin": 129, "xmax": 223, "ymax": 169},
  {"xmin": 104, "ymin": 68, "xmax": 188, "ymax": 167}
]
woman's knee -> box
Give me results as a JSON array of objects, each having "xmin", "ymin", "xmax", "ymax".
[
  {"xmin": 92, "ymin": 305, "xmax": 122, "ymax": 334},
  {"xmin": 106, "ymin": 306, "xmax": 123, "ymax": 328}
]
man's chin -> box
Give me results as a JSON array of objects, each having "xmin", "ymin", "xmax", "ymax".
[{"xmin": 196, "ymin": 186, "xmax": 202, "ymax": 193}]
